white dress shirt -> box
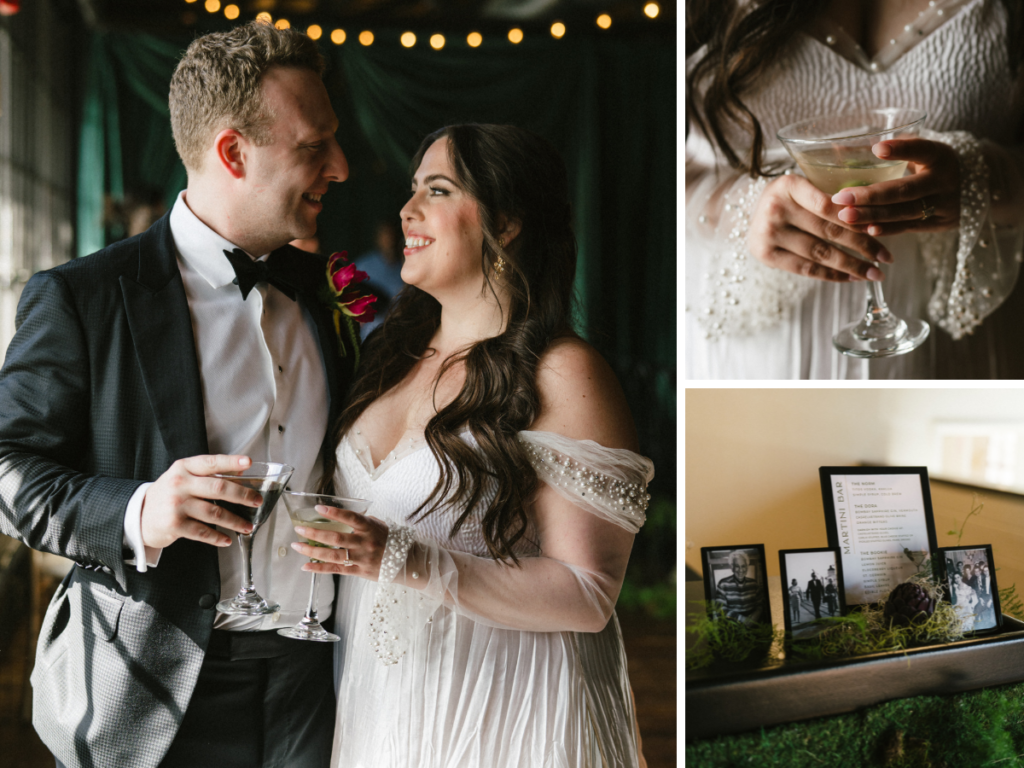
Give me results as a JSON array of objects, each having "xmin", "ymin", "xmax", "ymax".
[{"xmin": 125, "ymin": 191, "xmax": 333, "ymax": 631}]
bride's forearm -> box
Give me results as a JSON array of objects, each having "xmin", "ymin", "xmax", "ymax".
[{"xmin": 390, "ymin": 539, "xmax": 620, "ymax": 634}]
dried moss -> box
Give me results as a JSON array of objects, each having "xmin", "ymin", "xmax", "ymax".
[{"xmin": 686, "ymin": 601, "xmax": 781, "ymax": 671}]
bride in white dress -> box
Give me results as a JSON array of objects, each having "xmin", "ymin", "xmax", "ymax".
[
  {"xmin": 686, "ymin": 0, "xmax": 1024, "ymax": 379},
  {"xmin": 289, "ymin": 124, "xmax": 654, "ymax": 767}
]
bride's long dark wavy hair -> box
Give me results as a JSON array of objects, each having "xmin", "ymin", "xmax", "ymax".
[
  {"xmin": 323, "ymin": 124, "xmax": 578, "ymax": 562},
  {"xmin": 687, "ymin": 0, "xmax": 1024, "ymax": 177}
]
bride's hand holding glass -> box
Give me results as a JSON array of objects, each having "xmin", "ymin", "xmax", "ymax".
[
  {"xmin": 832, "ymin": 138, "xmax": 961, "ymax": 235},
  {"xmin": 748, "ymin": 173, "xmax": 893, "ymax": 282},
  {"xmin": 290, "ymin": 504, "xmax": 390, "ymax": 580}
]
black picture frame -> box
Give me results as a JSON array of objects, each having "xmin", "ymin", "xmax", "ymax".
[
  {"xmin": 936, "ymin": 545, "xmax": 1002, "ymax": 636},
  {"xmin": 700, "ymin": 544, "xmax": 772, "ymax": 628},
  {"xmin": 819, "ymin": 466, "xmax": 938, "ymax": 607},
  {"xmin": 778, "ymin": 548, "xmax": 845, "ymax": 640}
]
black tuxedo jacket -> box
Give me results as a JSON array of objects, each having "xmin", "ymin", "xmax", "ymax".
[{"xmin": 0, "ymin": 212, "xmax": 354, "ymax": 768}]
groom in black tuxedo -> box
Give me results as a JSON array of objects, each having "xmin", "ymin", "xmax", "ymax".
[{"xmin": 0, "ymin": 22, "xmax": 355, "ymax": 768}]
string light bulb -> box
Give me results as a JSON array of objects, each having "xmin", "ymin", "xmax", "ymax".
[
  {"xmin": 401, "ymin": 32, "xmax": 416, "ymax": 47},
  {"xmin": 508, "ymin": 28, "xmax": 524, "ymax": 44},
  {"xmin": 467, "ymin": 32, "xmax": 483, "ymax": 48},
  {"xmin": 224, "ymin": 3, "xmax": 239, "ymax": 19},
  {"xmin": 331, "ymin": 29, "xmax": 347, "ymax": 44},
  {"xmin": 255, "ymin": 11, "xmax": 272, "ymax": 24},
  {"xmin": 597, "ymin": 14, "xmax": 612, "ymax": 29},
  {"xmin": 550, "ymin": 21, "xmax": 565, "ymax": 38},
  {"xmin": 430, "ymin": 34, "xmax": 445, "ymax": 50},
  {"xmin": 204, "ymin": 0, "xmax": 220, "ymax": 13},
  {"xmin": 644, "ymin": 2, "xmax": 660, "ymax": 18},
  {"xmin": 307, "ymin": 24, "xmax": 322, "ymax": 40},
  {"xmin": 359, "ymin": 30, "xmax": 374, "ymax": 46},
  {"xmin": 275, "ymin": 18, "xmax": 290, "ymax": 29}
]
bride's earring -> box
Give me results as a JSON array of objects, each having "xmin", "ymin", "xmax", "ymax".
[{"xmin": 494, "ymin": 237, "xmax": 507, "ymax": 276}]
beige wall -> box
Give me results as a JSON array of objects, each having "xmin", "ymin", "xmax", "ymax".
[{"xmin": 685, "ymin": 389, "xmax": 1024, "ymax": 594}]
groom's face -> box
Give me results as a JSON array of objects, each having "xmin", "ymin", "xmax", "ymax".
[{"xmin": 241, "ymin": 65, "xmax": 348, "ymax": 248}]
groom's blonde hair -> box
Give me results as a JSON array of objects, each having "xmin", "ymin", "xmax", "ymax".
[{"xmin": 169, "ymin": 21, "xmax": 325, "ymax": 172}]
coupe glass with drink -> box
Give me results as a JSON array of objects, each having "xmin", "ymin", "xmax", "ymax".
[
  {"xmin": 279, "ymin": 492, "xmax": 371, "ymax": 642},
  {"xmin": 214, "ymin": 461, "xmax": 294, "ymax": 615},
  {"xmin": 778, "ymin": 108, "xmax": 930, "ymax": 358}
]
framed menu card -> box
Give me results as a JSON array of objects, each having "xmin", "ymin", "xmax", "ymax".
[{"xmin": 819, "ymin": 467, "xmax": 938, "ymax": 607}]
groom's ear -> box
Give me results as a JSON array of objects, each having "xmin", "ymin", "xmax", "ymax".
[{"xmin": 213, "ymin": 128, "xmax": 246, "ymax": 179}]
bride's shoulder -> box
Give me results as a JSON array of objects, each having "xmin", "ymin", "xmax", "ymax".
[{"xmin": 531, "ymin": 337, "xmax": 638, "ymax": 452}]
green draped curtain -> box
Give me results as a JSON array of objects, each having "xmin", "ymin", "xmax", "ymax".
[{"xmin": 76, "ymin": 29, "xmax": 676, "ymax": 520}]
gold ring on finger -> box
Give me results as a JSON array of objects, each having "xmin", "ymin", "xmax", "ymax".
[
  {"xmin": 342, "ymin": 547, "xmax": 355, "ymax": 567},
  {"xmin": 921, "ymin": 198, "xmax": 936, "ymax": 221}
]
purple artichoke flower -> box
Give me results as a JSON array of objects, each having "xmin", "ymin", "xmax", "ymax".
[{"xmin": 883, "ymin": 582, "xmax": 935, "ymax": 627}]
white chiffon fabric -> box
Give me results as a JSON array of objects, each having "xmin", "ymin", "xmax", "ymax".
[
  {"xmin": 329, "ymin": 428, "xmax": 655, "ymax": 768},
  {"xmin": 685, "ymin": 0, "xmax": 1024, "ymax": 379}
]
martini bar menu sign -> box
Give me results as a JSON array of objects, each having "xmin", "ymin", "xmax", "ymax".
[{"xmin": 819, "ymin": 467, "xmax": 938, "ymax": 606}]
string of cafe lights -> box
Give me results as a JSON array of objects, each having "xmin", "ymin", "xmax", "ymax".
[{"xmin": 184, "ymin": 0, "xmax": 661, "ymax": 49}]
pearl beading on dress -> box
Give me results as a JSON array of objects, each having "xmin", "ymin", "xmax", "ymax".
[
  {"xmin": 695, "ymin": 173, "xmax": 814, "ymax": 340},
  {"xmin": 518, "ymin": 436, "xmax": 651, "ymax": 524},
  {"xmin": 921, "ymin": 130, "xmax": 992, "ymax": 339},
  {"xmin": 369, "ymin": 524, "xmax": 417, "ymax": 665}
]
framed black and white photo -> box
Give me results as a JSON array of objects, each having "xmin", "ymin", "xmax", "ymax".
[
  {"xmin": 700, "ymin": 545, "xmax": 771, "ymax": 628},
  {"xmin": 778, "ymin": 548, "xmax": 845, "ymax": 639},
  {"xmin": 937, "ymin": 545, "xmax": 1002, "ymax": 635},
  {"xmin": 819, "ymin": 466, "xmax": 938, "ymax": 607}
]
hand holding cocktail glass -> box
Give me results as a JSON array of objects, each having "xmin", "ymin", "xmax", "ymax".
[
  {"xmin": 213, "ymin": 461, "xmax": 294, "ymax": 615},
  {"xmin": 279, "ymin": 492, "xmax": 371, "ymax": 642},
  {"xmin": 777, "ymin": 108, "xmax": 936, "ymax": 357},
  {"xmin": 289, "ymin": 501, "xmax": 391, "ymax": 578}
]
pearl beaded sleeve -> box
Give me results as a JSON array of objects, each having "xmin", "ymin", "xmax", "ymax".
[{"xmin": 516, "ymin": 431, "xmax": 654, "ymax": 533}]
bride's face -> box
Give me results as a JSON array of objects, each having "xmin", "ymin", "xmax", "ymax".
[{"xmin": 399, "ymin": 138, "xmax": 486, "ymax": 301}]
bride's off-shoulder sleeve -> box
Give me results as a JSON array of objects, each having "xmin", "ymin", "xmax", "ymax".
[
  {"xmin": 365, "ymin": 432, "xmax": 656, "ymax": 666},
  {"xmin": 516, "ymin": 430, "xmax": 653, "ymax": 532}
]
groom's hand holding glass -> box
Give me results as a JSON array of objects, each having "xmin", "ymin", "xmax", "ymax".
[
  {"xmin": 139, "ymin": 454, "xmax": 262, "ymax": 550},
  {"xmin": 290, "ymin": 503, "xmax": 389, "ymax": 580}
]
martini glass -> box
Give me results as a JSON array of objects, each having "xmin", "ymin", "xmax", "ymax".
[
  {"xmin": 214, "ymin": 461, "xmax": 294, "ymax": 615},
  {"xmin": 778, "ymin": 108, "xmax": 930, "ymax": 358},
  {"xmin": 279, "ymin": 492, "xmax": 371, "ymax": 642}
]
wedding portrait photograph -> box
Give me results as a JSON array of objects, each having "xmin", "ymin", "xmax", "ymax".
[
  {"xmin": 938, "ymin": 544, "xmax": 1003, "ymax": 635},
  {"xmin": 779, "ymin": 548, "xmax": 845, "ymax": 639},
  {"xmin": 0, "ymin": 2, "xmax": 676, "ymax": 768}
]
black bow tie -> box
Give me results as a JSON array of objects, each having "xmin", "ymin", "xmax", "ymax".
[{"xmin": 223, "ymin": 248, "xmax": 298, "ymax": 301}]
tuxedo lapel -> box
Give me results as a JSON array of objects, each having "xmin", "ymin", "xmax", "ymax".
[
  {"xmin": 120, "ymin": 213, "xmax": 209, "ymax": 460},
  {"xmin": 277, "ymin": 245, "xmax": 356, "ymax": 440}
]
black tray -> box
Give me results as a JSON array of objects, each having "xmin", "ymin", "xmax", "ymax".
[{"xmin": 684, "ymin": 580, "xmax": 1024, "ymax": 741}]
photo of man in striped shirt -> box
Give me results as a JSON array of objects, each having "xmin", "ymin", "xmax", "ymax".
[{"xmin": 714, "ymin": 550, "xmax": 765, "ymax": 625}]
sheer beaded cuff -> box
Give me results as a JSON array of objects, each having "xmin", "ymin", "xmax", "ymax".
[
  {"xmin": 690, "ymin": 172, "xmax": 815, "ymax": 340},
  {"xmin": 919, "ymin": 129, "xmax": 1019, "ymax": 339},
  {"xmin": 368, "ymin": 525, "xmax": 417, "ymax": 665}
]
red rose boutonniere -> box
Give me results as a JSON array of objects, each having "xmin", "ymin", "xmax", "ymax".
[{"xmin": 323, "ymin": 251, "xmax": 377, "ymax": 367}]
